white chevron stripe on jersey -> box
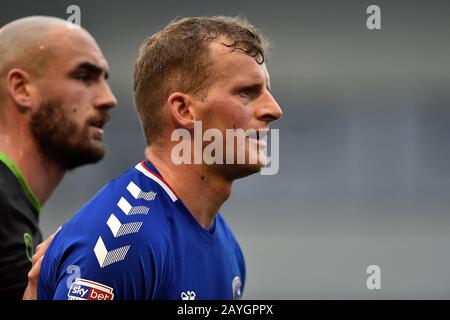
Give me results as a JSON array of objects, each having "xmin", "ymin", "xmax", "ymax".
[
  {"xmin": 117, "ymin": 197, "xmax": 149, "ymax": 215},
  {"xmin": 94, "ymin": 236, "xmax": 130, "ymax": 268},
  {"xmin": 126, "ymin": 181, "xmax": 157, "ymax": 201},
  {"xmin": 135, "ymin": 162, "xmax": 178, "ymax": 202},
  {"xmin": 106, "ymin": 214, "xmax": 143, "ymax": 238}
]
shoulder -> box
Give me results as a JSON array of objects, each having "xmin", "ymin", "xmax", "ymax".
[
  {"xmin": 0, "ymin": 162, "xmax": 38, "ymax": 222},
  {"xmin": 0, "ymin": 172, "xmax": 14, "ymax": 213},
  {"xmin": 44, "ymin": 162, "xmax": 177, "ymax": 272},
  {"xmin": 67, "ymin": 162, "xmax": 176, "ymax": 230},
  {"xmin": 39, "ymin": 163, "xmax": 178, "ymax": 299},
  {"xmin": 0, "ymin": 162, "xmax": 20, "ymax": 205}
]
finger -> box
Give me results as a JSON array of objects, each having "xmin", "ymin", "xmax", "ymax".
[
  {"xmin": 28, "ymin": 255, "xmax": 44, "ymax": 281},
  {"xmin": 24, "ymin": 255, "xmax": 44, "ymax": 300},
  {"xmin": 33, "ymin": 228, "xmax": 61, "ymax": 265},
  {"xmin": 35, "ymin": 226, "xmax": 62, "ymax": 255},
  {"xmin": 31, "ymin": 245, "xmax": 47, "ymax": 266}
]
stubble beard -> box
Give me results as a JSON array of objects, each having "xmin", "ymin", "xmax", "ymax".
[{"xmin": 30, "ymin": 99, "xmax": 106, "ymax": 171}]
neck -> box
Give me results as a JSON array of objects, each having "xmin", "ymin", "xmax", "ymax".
[
  {"xmin": 0, "ymin": 122, "xmax": 64, "ymax": 207},
  {"xmin": 146, "ymin": 145, "xmax": 232, "ymax": 229}
]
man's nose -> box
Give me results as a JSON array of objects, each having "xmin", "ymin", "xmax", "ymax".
[
  {"xmin": 257, "ymin": 90, "xmax": 282, "ymax": 123},
  {"xmin": 95, "ymin": 82, "xmax": 117, "ymax": 110}
]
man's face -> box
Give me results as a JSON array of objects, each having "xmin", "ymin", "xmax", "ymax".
[
  {"xmin": 30, "ymin": 28, "xmax": 117, "ymax": 170},
  {"xmin": 193, "ymin": 42, "xmax": 282, "ymax": 179}
]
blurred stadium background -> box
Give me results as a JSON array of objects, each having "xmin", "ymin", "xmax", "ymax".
[{"xmin": 2, "ymin": 0, "xmax": 450, "ymax": 298}]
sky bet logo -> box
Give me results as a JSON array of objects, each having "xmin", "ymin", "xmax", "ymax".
[{"xmin": 68, "ymin": 278, "xmax": 114, "ymax": 300}]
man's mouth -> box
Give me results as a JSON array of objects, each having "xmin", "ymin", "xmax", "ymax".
[
  {"xmin": 246, "ymin": 129, "xmax": 269, "ymax": 141},
  {"xmin": 88, "ymin": 115, "xmax": 110, "ymax": 136},
  {"xmin": 245, "ymin": 129, "xmax": 269, "ymax": 151}
]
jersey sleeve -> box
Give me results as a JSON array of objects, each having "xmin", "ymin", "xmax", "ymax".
[
  {"xmin": 38, "ymin": 175, "xmax": 172, "ymax": 300},
  {"xmin": 39, "ymin": 224, "xmax": 168, "ymax": 300}
]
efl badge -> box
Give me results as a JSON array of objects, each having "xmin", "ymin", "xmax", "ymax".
[{"xmin": 68, "ymin": 278, "xmax": 114, "ymax": 300}]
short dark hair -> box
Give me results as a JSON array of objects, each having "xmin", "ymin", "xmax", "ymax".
[{"xmin": 133, "ymin": 16, "xmax": 269, "ymax": 145}]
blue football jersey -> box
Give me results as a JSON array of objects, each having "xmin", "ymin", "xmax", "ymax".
[{"xmin": 38, "ymin": 161, "xmax": 245, "ymax": 300}]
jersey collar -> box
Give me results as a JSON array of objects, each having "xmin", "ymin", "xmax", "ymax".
[
  {"xmin": 135, "ymin": 160, "xmax": 218, "ymax": 238},
  {"xmin": 134, "ymin": 160, "xmax": 179, "ymax": 202}
]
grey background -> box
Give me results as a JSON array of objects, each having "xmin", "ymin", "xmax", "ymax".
[{"xmin": 2, "ymin": 0, "xmax": 450, "ymax": 298}]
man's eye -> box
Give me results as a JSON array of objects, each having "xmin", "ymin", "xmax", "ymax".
[
  {"xmin": 75, "ymin": 74, "xmax": 94, "ymax": 83},
  {"xmin": 240, "ymin": 88, "xmax": 255, "ymax": 96}
]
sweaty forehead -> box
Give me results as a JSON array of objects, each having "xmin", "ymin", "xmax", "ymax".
[
  {"xmin": 44, "ymin": 28, "xmax": 108, "ymax": 72},
  {"xmin": 208, "ymin": 42, "xmax": 269, "ymax": 85},
  {"xmin": 0, "ymin": 19, "xmax": 106, "ymax": 78}
]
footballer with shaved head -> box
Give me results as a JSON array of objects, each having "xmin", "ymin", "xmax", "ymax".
[{"xmin": 0, "ymin": 16, "xmax": 117, "ymax": 299}]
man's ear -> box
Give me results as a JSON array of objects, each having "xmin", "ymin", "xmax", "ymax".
[
  {"xmin": 167, "ymin": 92, "xmax": 196, "ymax": 130},
  {"xmin": 6, "ymin": 68, "xmax": 37, "ymax": 112}
]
